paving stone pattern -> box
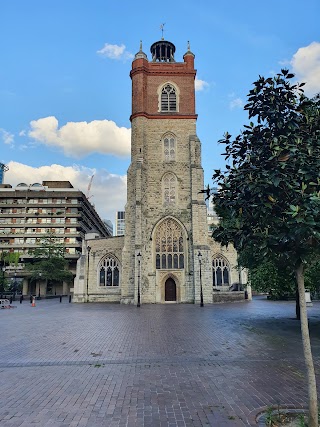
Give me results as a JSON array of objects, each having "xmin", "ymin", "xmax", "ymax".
[{"xmin": 0, "ymin": 297, "xmax": 319, "ymax": 426}]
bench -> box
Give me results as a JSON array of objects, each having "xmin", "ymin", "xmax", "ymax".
[{"xmin": 0, "ymin": 299, "xmax": 16, "ymax": 309}]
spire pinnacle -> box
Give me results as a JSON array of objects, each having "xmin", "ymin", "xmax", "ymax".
[{"xmin": 134, "ymin": 40, "xmax": 147, "ymax": 60}]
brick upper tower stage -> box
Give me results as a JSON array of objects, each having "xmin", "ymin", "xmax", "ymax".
[{"xmin": 130, "ymin": 40, "xmax": 197, "ymax": 121}]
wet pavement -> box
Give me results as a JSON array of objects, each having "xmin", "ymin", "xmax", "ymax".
[{"xmin": 0, "ymin": 296, "xmax": 319, "ymax": 426}]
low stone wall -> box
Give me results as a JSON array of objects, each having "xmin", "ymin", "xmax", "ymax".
[{"xmin": 212, "ymin": 291, "xmax": 245, "ymax": 303}]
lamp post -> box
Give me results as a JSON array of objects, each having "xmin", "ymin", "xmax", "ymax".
[
  {"xmin": 137, "ymin": 252, "xmax": 141, "ymax": 307},
  {"xmin": 0, "ymin": 250, "xmax": 5, "ymax": 296},
  {"xmin": 12, "ymin": 272, "xmax": 17, "ymax": 301},
  {"xmin": 86, "ymin": 246, "xmax": 91, "ymax": 302},
  {"xmin": 1, "ymin": 267, "xmax": 5, "ymax": 297},
  {"xmin": 198, "ymin": 251, "xmax": 204, "ymax": 307},
  {"xmin": 38, "ymin": 272, "xmax": 42, "ymax": 300}
]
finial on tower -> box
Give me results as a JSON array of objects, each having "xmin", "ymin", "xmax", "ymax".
[
  {"xmin": 160, "ymin": 23, "xmax": 165, "ymax": 40},
  {"xmin": 134, "ymin": 40, "xmax": 147, "ymax": 60},
  {"xmin": 187, "ymin": 41, "xmax": 190, "ymax": 51}
]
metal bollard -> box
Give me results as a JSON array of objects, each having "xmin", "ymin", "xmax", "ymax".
[
  {"xmin": 20, "ymin": 295, "xmax": 23, "ymax": 304},
  {"xmin": 9, "ymin": 296, "xmax": 13, "ymax": 304},
  {"xmin": 59, "ymin": 295, "xmax": 62, "ymax": 303},
  {"xmin": 30, "ymin": 295, "xmax": 33, "ymax": 303},
  {"xmin": 69, "ymin": 295, "xmax": 71, "ymax": 303}
]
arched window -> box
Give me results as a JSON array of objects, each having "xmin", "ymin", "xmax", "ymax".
[
  {"xmin": 161, "ymin": 84, "xmax": 177, "ymax": 112},
  {"xmin": 155, "ymin": 218, "xmax": 184, "ymax": 269},
  {"xmin": 163, "ymin": 173, "xmax": 177, "ymax": 205},
  {"xmin": 99, "ymin": 256, "xmax": 120, "ymax": 287},
  {"xmin": 212, "ymin": 255, "xmax": 230, "ymax": 286},
  {"xmin": 163, "ymin": 135, "xmax": 175, "ymax": 161}
]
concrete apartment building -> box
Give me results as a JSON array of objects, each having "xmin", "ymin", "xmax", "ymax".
[{"xmin": 0, "ymin": 180, "xmax": 111, "ymax": 296}]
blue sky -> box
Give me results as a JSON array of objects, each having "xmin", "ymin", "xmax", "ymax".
[{"xmin": 1, "ymin": 0, "xmax": 320, "ymax": 224}]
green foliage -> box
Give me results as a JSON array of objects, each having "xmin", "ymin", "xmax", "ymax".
[
  {"xmin": 28, "ymin": 230, "xmax": 66, "ymax": 260},
  {"xmin": 211, "ymin": 70, "xmax": 320, "ymax": 266},
  {"xmin": 0, "ymin": 274, "xmax": 8, "ymax": 293},
  {"xmin": 27, "ymin": 231, "xmax": 73, "ymax": 284},
  {"xmin": 305, "ymin": 258, "xmax": 320, "ymax": 295},
  {"xmin": 210, "ymin": 69, "xmax": 320, "ymax": 426},
  {"xmin": 1, "ymin": 251, "xmax": 21, "ymax": 266}
]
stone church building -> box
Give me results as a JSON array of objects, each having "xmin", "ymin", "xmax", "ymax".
[{"xmin": 73, "ymin": 38, "xmax": 248, "ymax": 304}]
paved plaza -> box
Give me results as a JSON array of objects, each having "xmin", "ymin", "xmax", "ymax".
[{"xmin": 0, "ymin": 297, "xmax": 320, "ymax": 427}]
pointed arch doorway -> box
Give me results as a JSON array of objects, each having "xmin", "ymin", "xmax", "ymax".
[{"xmin": 165, "ymin": 278, "xmax": 177, "ymax": 302}]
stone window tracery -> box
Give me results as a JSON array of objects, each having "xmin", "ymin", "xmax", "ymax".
[
  {"xmin": 163, "ymin": 136, "xmax": 175, "ymax": 161},
  {"xmin": 161, "ymin": 84, "xmax": 177, "ymax": 112},
  {"xmin": 163, "ymin": 173, "xmax": 177, "ymax": 205},
  {"xmin": 155, "ymin": 218, "xmax": 184, "ymax": 269},
  {"xmin": 99, "ymin": 256, "xmax": 120, "ymax": 287},
  {"xmin": 212, "ymin": 255, "xmax": 230, "ymax": 286}
]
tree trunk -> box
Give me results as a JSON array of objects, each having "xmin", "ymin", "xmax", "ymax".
[
  {"xmin": 296, "ymin": 288, "xmax": 300, "ymax": 320},
  {"xmin": 295, "ymin": 261, "xmax": 318, "ymax": 427}
]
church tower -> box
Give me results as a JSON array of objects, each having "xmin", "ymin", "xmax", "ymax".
[{"xmin": 120, "ymin": 39, "xmax": 212, "ymax": 304}]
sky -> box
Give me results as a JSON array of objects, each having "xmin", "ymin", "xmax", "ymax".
[{"xmin": 1, "ymin": 0, "xmax": 320, "ymax": 227}]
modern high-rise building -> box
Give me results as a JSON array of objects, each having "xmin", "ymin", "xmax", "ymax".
[
  {"xmin": 103, "ymin": 219, "xmax": 113, "ymax": 236},
  {"xmin": 115, "ymin": 211, "xmax": 125, "ymax": 236}
]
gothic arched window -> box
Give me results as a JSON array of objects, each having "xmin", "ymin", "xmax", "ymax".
[
  {"xmin": 163, "ymin": 173, "xmax": 177, "ymax": 205},
  {"xmin": 161, "ymin": 84, "xmax": 177, "ymax": 112},
  {"xmin": 212, "ymin": 255, "xmax": 230, "ymax": 286},
  {"xmin": 163, "ymin": 135, "xmax": 176, "ymax": 161},
  {"xmin": 155, "ymin": 218, "xmax": 184, "ymax": 269},
  {"xmin": 99, "ymin": 256, "xmax": 120, "ymax": 287}
]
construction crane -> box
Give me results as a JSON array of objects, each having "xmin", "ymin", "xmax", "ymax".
[{"xmin": 86, "ymin": 174, "xmax": 94, "ymax": 200}]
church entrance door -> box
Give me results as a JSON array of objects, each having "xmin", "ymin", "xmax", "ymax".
[{"xmin": 165, "ymin": 278, "xmax": 176, "ymax": 302}]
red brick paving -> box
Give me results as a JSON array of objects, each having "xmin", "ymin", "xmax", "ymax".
[{"xmin": 0, "ymin": 296, "xmax": 319, "ymax": 426}]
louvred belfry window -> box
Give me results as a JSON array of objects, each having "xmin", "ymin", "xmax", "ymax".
[
  {"xmin": 155, "ymin": 218, "xmax": 184, "ymax": 270},
  {"xmin": 161, "ymin": 84, "xmax": 177, "ymax": 112},
  {"xmin": 164, "ymin": 136, "xmax": 175, "ymax": 161},
  {"xmin": 163, "ymin": 174, "xmax": 176, "ymax": 205}
]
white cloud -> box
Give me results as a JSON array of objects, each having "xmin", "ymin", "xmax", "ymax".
[
  {"xmin": 28, "ymin": 116, "xmax": 131, "ymax": 158},
  {"xmin": 97, "ymin": 43, "xmax": 134, "ymax": 61},
  {"xmin": 0, "ymin": 128, "xmax": 14, "ymax": 145},
  {"xmin": 229, "ymin": 97, "xmax": 244, "ymax": 110},
  {"xmin": 195, "ymin": 78, "xmax": 209, "ymax": 91},
  {"xmin": 290, "ymin": 41, "xmax": 320, "ymax": 96},
  {"xmin": 5, "ymin": 162, "xmax": 127, "ymax": 222}
]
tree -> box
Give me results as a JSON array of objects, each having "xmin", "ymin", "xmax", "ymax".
[
  {"xmin": 0, "ymin": 250, "xmax": 21, "ymax": 294},
  {"xmin": 27, "ymin": 231, "xmax": 73, "ymax": 294},
  {"xmin": 239, "ymin": 249, "xmax": 295, "ymax": 297},
  {"xmin": 210, "ymin": 70, "xmax": 320, "ymax": 427}
]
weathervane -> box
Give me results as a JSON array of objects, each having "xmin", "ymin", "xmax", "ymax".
[{"xmin": 160, "ymin": 23, "xmax": 165, "ymax": 40}]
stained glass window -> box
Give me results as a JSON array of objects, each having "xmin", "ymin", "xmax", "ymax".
[
  {"xmin": 155, "ymin": 218, "xmax": 184, "ymax": 269},
  {"xmin": 99, "ymin": 256, "xmax": 120, "ymax": 287},
  {"xmin": 212, "ymin": 256, "xmax": 230, "ymax": 286}
]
